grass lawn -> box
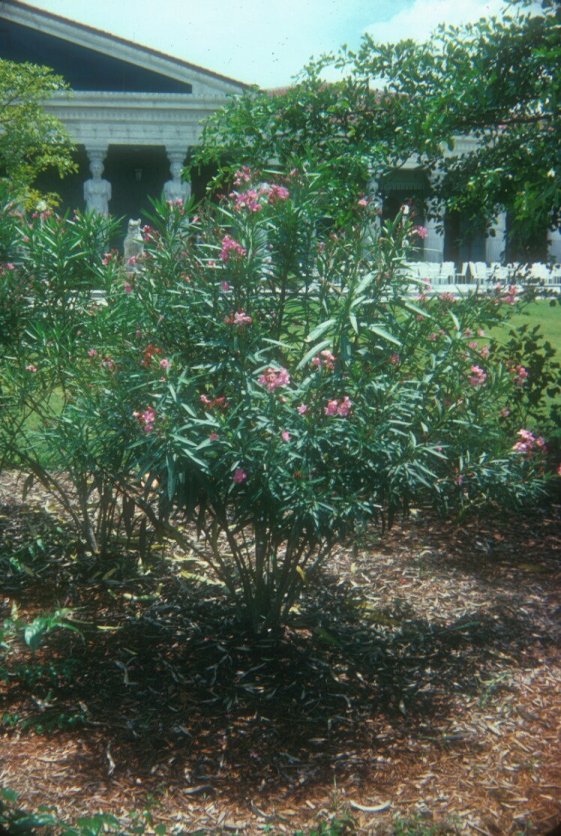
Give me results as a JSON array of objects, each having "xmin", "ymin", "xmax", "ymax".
[{"xmin": 491, "ymin": 299, "xmax": 561, "ymax": 353}]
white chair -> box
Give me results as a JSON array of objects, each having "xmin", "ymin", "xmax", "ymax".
[
  {"xmin": 469, "ymin": 262, "xmax": 489, "ymax": 284},
  {"xmin": 440, "ymin": 262, "xmax": 456, "ymax": 283}
]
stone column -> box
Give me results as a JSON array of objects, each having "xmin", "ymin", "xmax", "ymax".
[
  {"xmin": 424, "ymin": 216, "xmax": 445, "ymax": 263},
  {"xmin": 83, "ymin": 146, "xmax": 111, "ymax": 216},
  {"xmin": 549, "ymin": 227, "xmax": 561, "ymax": 263},
  {"xmin": 486, "ymin": 212, "xmax": 506, "ymax": 264},
  {"xmin": 366, "ymin": 175, "xmax": 382, "ymax": 235},
  {"xmin": 164, "ymin": 147, "xmax": 191, "ymax": 204}
]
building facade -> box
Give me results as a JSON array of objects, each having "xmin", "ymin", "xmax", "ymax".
[
  {"xmin": 0, "ymin": 0, "xmax": 248, "ymax": 220},
  {"xmin": 1, "ymin": 0, "xmax": 560, "ymax": 263}
]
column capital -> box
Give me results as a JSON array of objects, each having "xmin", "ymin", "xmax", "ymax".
[
  {"xmin": 84, "ymin": 144, "xmax": 109, "ymax": 165},
  {"xmin": 165, "ymin": 146, "xmax": 190, "ymax": 168}
]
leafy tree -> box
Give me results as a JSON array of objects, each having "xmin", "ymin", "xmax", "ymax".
[
  {"xmin": 0, "ymin": 59, "xmax": 75, "ymax": 198},
  {"xmin": 340, "ymin": 0, "xmax": 561, "ymax": 256},
  {"xmin": 195, "ymin": 1, "xmax": 561, "ymax": 253}
]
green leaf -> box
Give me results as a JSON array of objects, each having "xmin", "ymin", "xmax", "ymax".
[
  {"xmin": 297, "ymin": 338, "xmax": 332, "ymax": 370},
  {"xmin": 305, "ymin": 319, "xmax": 336, "ymax": 343},
  {"xmin": 368, "ymin": 324, "xmax": 401, "ymax": 346}
]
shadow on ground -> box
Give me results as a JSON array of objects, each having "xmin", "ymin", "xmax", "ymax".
[{"xmin": 2, "ymin": 502, "xmax": 560, "ymax": 806}]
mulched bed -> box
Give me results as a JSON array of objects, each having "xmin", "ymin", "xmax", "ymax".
[{"xmin": 1, "ymin": 472, "xmax": 560, "ymax": 834}]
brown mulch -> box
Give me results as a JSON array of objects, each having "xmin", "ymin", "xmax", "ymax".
[{"xmin": 1, "ymin": 472, "xmax": 560, "ymax": 834}]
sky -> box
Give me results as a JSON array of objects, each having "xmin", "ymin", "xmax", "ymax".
[{"xmin": 26, "ymin": 0, "xmax": 509, "ymax": 88}]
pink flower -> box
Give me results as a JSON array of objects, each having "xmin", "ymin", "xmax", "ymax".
[
  {"xmin": 389, "ymin": 353, "xmax": 401, "ymax": 366},
  {"xmin": 281, "ymin": 430, "xmax": 291, "ymax": 442},
  {"xmin": 258, "ymin": 367, "xmax": 290, "ymax": 392},
  {"xmin": 209, "ymin": 432, "xmax": 219, "ymax": 442},
  {"xmin": 87, "ymin": 348, "xmax": 97, "ymax": 358},
  {"xmin": 297, "ymin": 403, "xmax": 309, "ymax": 415},
  {"xmin": 101, "ymin": 356, "xmax": 116, "ymax": 371},
  {"xmin": 232, "ymin": 467, "xmax": 247, "ymax": 484},
  {"xmin": 267, "ymin": 184, "xmax": 290, "ymax": 202},
  {"xmin": 337, "ymin": 396, "xmax": 352, "ymax": 417},
  {"xmin": 133, "ymin": 406, "xmax": 157, "ymax": 433},
  {"xmin": 200, "ymin": 394, "xmax": 228, "ymax": 411},
  {"xmin": 124, "ymin": 282, "xmax": 133, "ymax": 294},
  {"xmin": 25, "ymin": 364, "xmax": 37, "ymax": 373},
  {"xmin": 357, "ymin": 197, "xmax": 369, "ymax": 208},
  {"xmin": 502, "ymin": 285, "xmax": 519, "ymax": 305},
  {"xmin": 231, "ymin": 189, "xmax": 262, "ymax": 213},
  {"xmin": 311, "ymin": 350, "xmax": 336, "ymax": 370},
  {"xmin": 413, "ymin": 225, "xmax": 428, "ymax": 239},
  {"xmin": 512, "ymin": 428, "xmax": 546, "ymax": 456},
  {"xmin": 101, "ymin": 251, "xmax": 114, "ymax": 266},
  {"xmin": 233, "ymin": 166, "xmax": 252, "ymax": 186},
  {"xmin": 479, "ymin": 345, "xmax": 490, "ymax": 359},
  {"xmin": 467, "ymin": 365, "xmax": 487, "ymax": 387},
  {"xmin": 439, "ymin": 292, "xmax": 456, "ymax": 303},
  {"xmin": 220, "ymin": 235, "xmax": 247, "ymax": 262},
  {"xmin": 512, "ymin": 365, "xmax": 528, "ymax": 386},
  {"xmin": 325, "ymin": 396, "xmax": 352, "ymax": 417},
  {"xmin": 159, "ymin": 358, "xmax": 171, "ymax": 370},
  {"xmin": 221, "ymin": 281, "xmax": 232, "ymax": 292},
  {"xmin": 233, "ymin": 311, "xmax": 253, "ymax": 326},
  {"xmin": 557, "ymin": 463, "xmax": 561, "ymax": 477}
]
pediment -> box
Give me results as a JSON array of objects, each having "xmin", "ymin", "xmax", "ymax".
[{"xmin": 0, "ymin": 0, "xmax": 249, "ymax": 98}]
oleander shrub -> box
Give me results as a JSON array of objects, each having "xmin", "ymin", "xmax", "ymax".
[{"xmin": 1, "ymin": 166, "xmax": 557, "ymax": 632}]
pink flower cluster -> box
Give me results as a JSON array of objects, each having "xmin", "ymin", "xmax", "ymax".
[
  {"xmin": 511, "ymin": 364, "xmax": 528, "ymax": 386},
  {"xmin": 231, "ymin": 189, "xmax": 263, "ymax": 213},
  {"xmin": 512, "ymin": 429, "xmax": 546, "ymax": 455},
  {"xmin": 311, "ymin": 350, "xmax": 336, "ymax": 370},
  {"xmin": 325, "ymin": 396, "xmax": 352, "ymax": 417},
  {"xmin": 232, "ymin": 467, "xmax": 247, "ymax": 484},
  {"xmin": 502, "ymin": 285, "xmax": 518, "ymax": 305},
  {"xmin": 413, "ymin": 225, "xmax": 428, "ymax": 239},
  {"xmin": 233, "ymin": 166, "xmax": 252, "ymax": 186},
  {"xmin": 230, "ymin": 182, "xmax": 290, "ymax": 213},
  {"xmin": 220, "ymin": 235, "xmax": 247, "ymax": 262},
  {"xmin": 224, "ymin": 310, "xmax": 253, "ymax": 327},
  {"xmin": 267, "ymin": 184, "xmax": 290, "ymax": 203},
  {"xmin": 200, "ymin": 394, "xmax": 228, "ymax": 411},
  {"xmin": 467, "ymin": 365, "xmax": 487, "ymax": 387},
  {"xmin": 133, "ymin": 406, "xmax": 157, "ymax": 433},
  {"xmin": 258, "ymin": 367, "xmax": 291, "ymax": 392}
]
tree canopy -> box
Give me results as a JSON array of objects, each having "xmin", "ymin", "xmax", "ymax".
[
  {"xmin": 195, "ymin": 0, "xmax": 561, "ymax": 251},
  {"xmin": 0, "ymin": 59, "xmax": 75, "ymax": 197}
]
